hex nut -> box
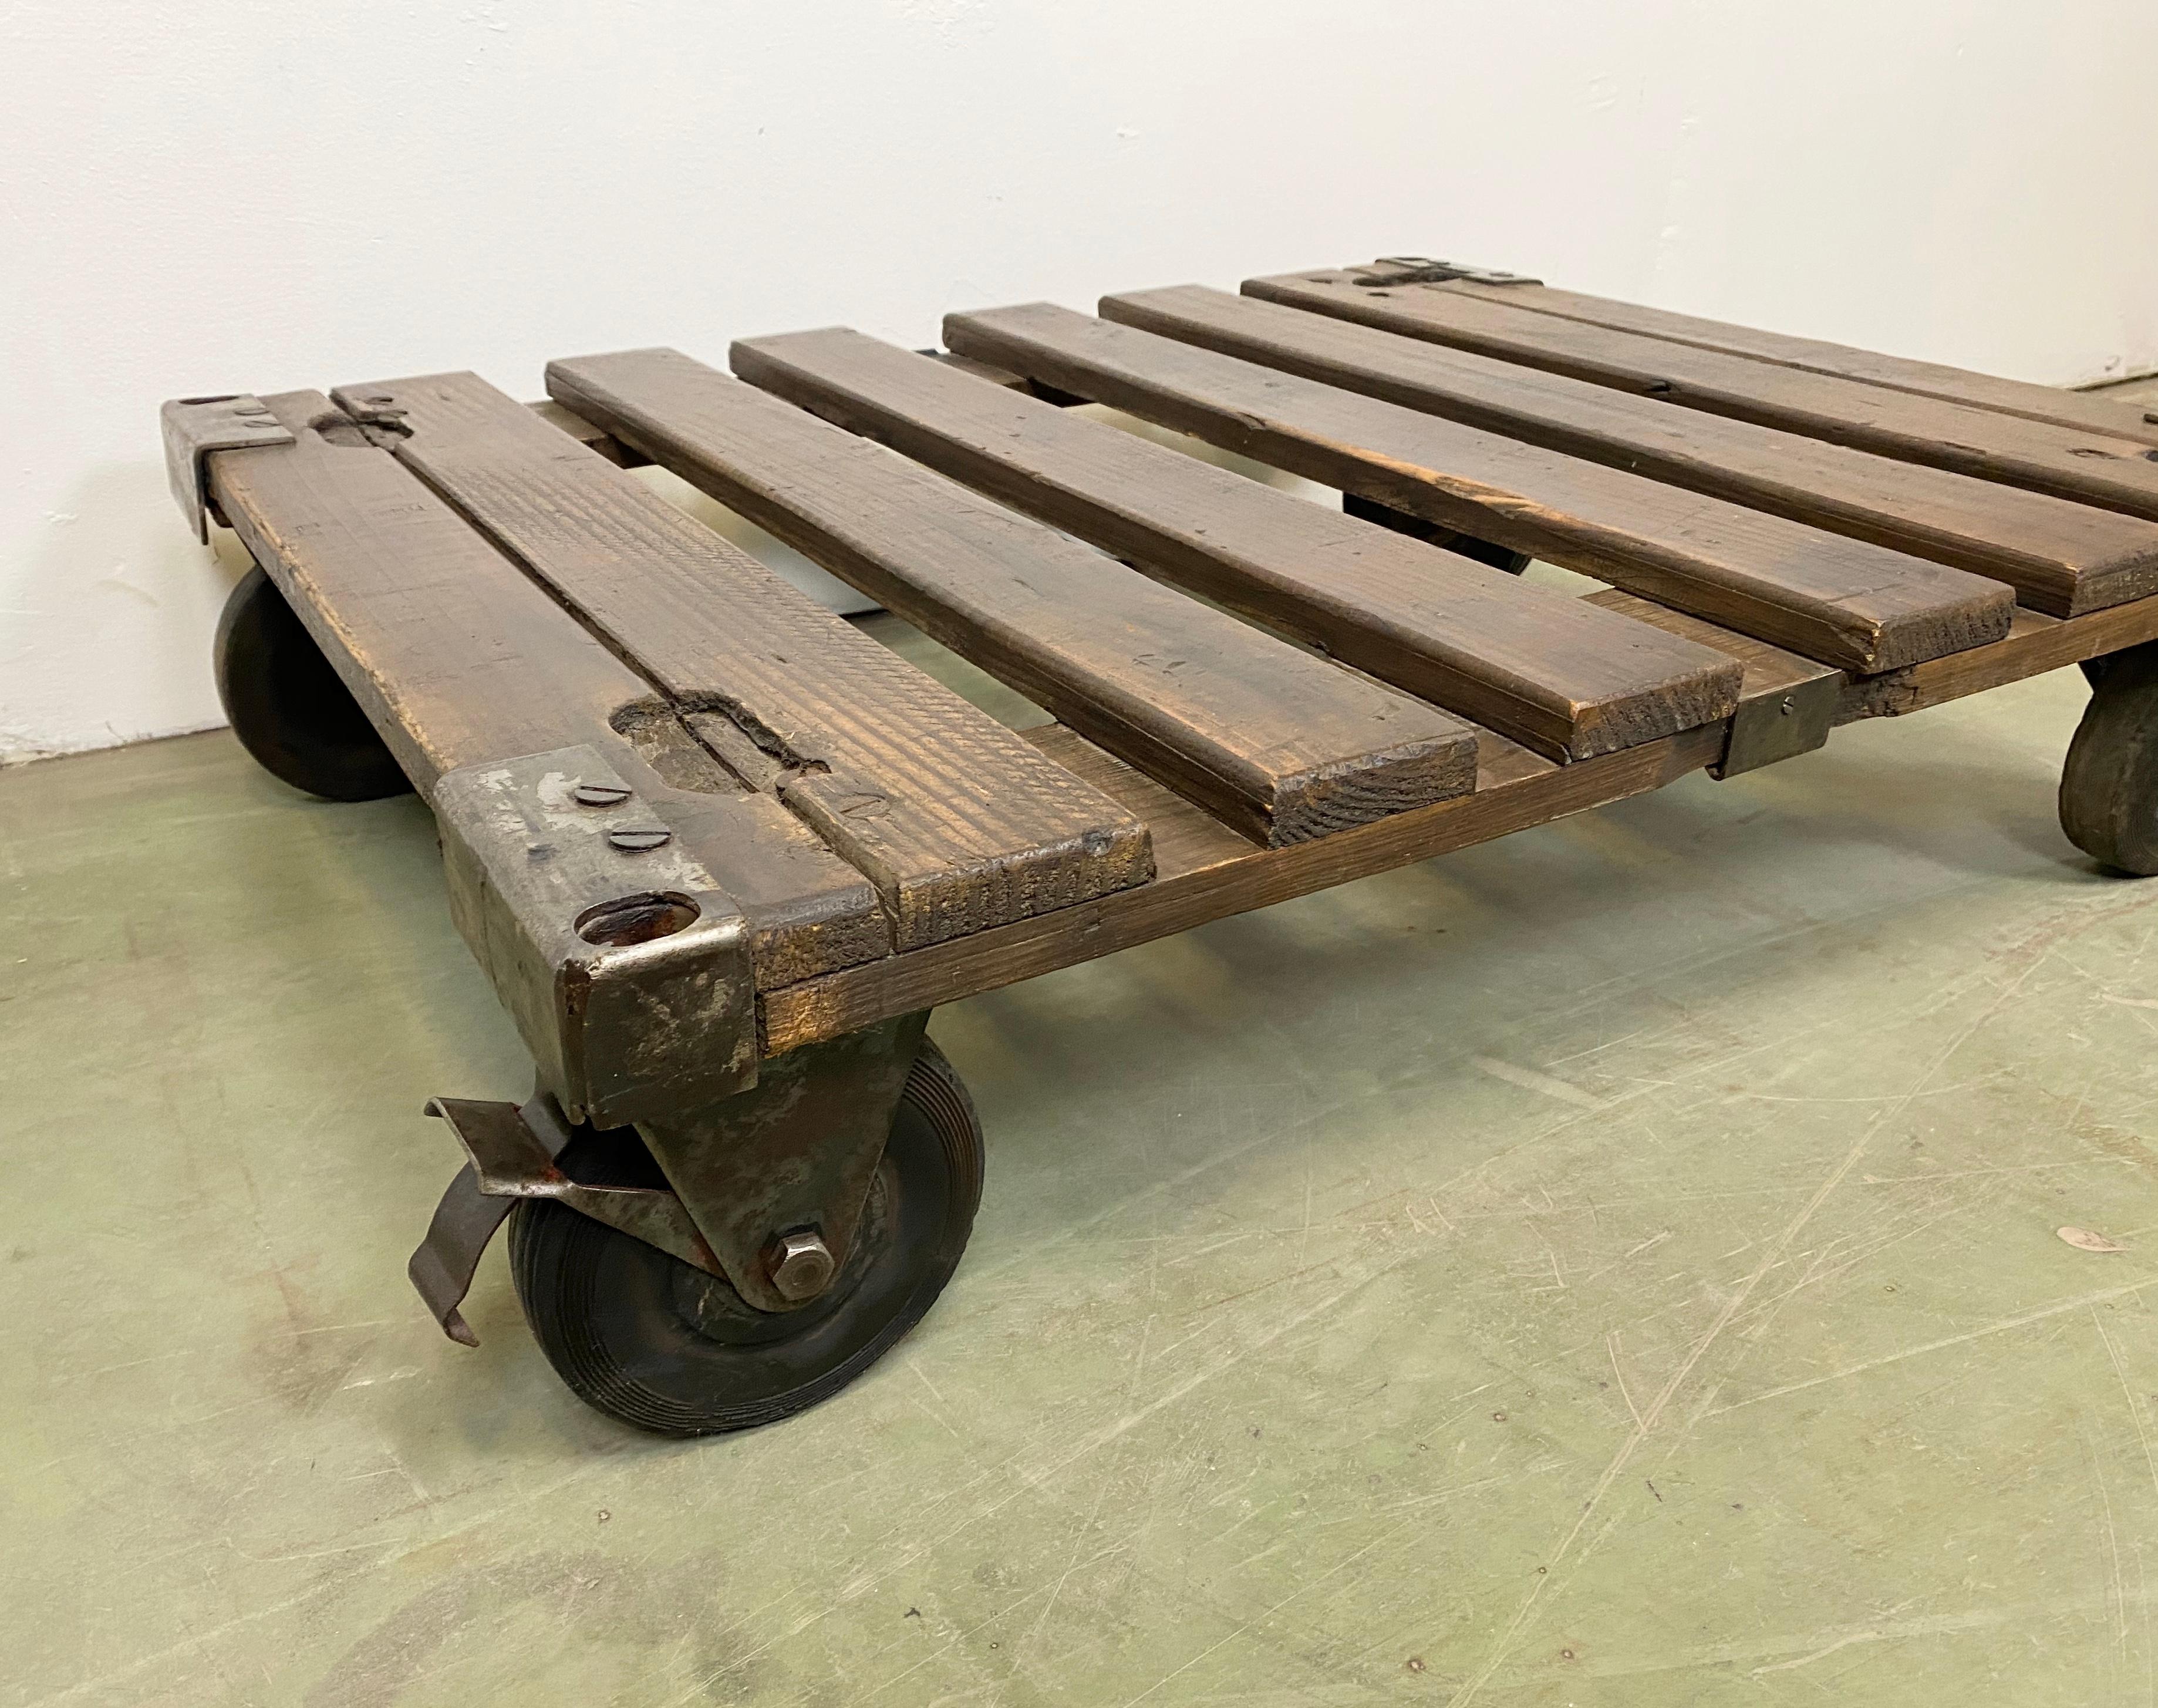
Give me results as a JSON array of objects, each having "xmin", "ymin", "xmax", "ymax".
[{"xmin": 766, "ymin": 1228, "xmax": 837, "ymax": 1303}]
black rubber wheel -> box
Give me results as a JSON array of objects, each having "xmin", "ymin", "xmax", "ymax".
[
  {"xmin": 508, "ymin": 1039, "xmax": 985, "ymax": 1436},
  {"xmin": 214, "ymin": 565, "xmax": 411, "ymax": 802},
  {"xmin": 2061, "ymin": 642, "xmax": 2158, "ymax": 875}
]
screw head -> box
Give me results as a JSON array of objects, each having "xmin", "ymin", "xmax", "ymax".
[
  {"xmin": 765, "ymin": 1228, "xmax": 836, "ymax": 1302},
  {"xmin": 607, "ymin": 825, "xmax": 671, "ymax": 852},
  {"xmin": 573, "ymin": 781, "xmax": 633, "ymax": 808}
]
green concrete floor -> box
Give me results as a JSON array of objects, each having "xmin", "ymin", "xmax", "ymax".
[{"xmin": 8, "ymin": 621, "xmax": 2158, "ymax": 1706}]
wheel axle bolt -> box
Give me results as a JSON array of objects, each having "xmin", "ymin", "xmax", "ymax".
[{"xmin": 766, "ymin": 1228, "xmax": 836, "ymax": 1302}]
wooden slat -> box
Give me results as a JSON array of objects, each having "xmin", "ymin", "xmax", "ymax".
[
  {"xmin": 209, "ymin": 392, "xmax": 888, "ymax": 989},
  {"xmin": 727, "ymin": 328, "xmax": 1743, "ymax": 763},
  {"xmin": 1412, "ymin": 268, "xmax": 2158, "ymax": 450},
  {"xmin": 328, "ymin": 370, "xmax": 1152, "ymax": 951},
  {"xmin": 757, "ymin": 719, "xmax": 1725, "ymax": 1054},
  {"xmin": 936, "ymin": 303, "xmax": 2015, "ymax": 673},
  {"xmin": 1245, "ymin": 269, "xmax": 2158, "ymax": 522},
  {"xmin": 1840, "ymin": 595, "xmax": 2158, "ymax": 722},
  {"xmin": 546, "ymin": 346, "xmax": 1481, "ymax": 847},
  {"xmin": 1103, "ymin": 285, "xmax": 2158, "ymax": 618}
]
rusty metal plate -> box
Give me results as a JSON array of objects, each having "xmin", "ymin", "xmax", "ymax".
[
  {"xmin": 160, "ymin": 394, "xmax": 295, "ymax": 541},
  {"xmin": 641, "ymin": 1013, "xmax": 929, "ymax": 1314},
  {"xmin": 1714, "ymin": 673, "xmax": 1843, "ymax": 778},
  {"xmin": 433, "ymin": 744, "xmax": 757, "ymax": 1128},
  {"xmin": 1357, "ymin": 257, "xmax": 1543, "ymax": 287}
]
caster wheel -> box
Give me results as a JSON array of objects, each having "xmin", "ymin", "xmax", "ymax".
[
  {"xmin": 214, "ymin": 565, "xmax": 411, "ymax": 802},
  {"xmin": 508, "ymin": 1039, "xmax": 984, "ymax": 1436},
  {"xmin": 2061, "ymin": 642, "xmax": 2158, "ymax": 875},
  {"xmin": 1342, "ymin": 493, "xmax": 1530, "ymax": 574}
]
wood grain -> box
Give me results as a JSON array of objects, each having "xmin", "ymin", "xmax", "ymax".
[
  {"xmin": 1840, "ymin": 597, "xmax": 2158, "ymax": 722},
  {"xmin": 1414, "ymin": 268, "xmax": 2158, "ymax": 450},
  {"xmin": 938, "ymin": 302, "xmax": 2014, "ymax": 673},
  {"xmin": 547, "ymin": 346, "xmax": 1479, "ymax": 847},
  {"xmin": 209, "ymin": 392, "xmax": 888, "ymax": 988},
  {"xmin": 757, "ymin": 719, "xmax": 1725, "ymax": 1053},
  {"xmin": 728, "ymin": 327, "xmax": 1743, "ymax": 763},
  {"xmin": 328, "ymin": 370, "xmax": 1152, "ymax": 951},
  {"xmin": 1104, "ymin": 285, "xmax": 2158, "ymax": 618},
  {"xmin": 1245, "ymin": 270, "xmax": 2158, "ymax": 522}
]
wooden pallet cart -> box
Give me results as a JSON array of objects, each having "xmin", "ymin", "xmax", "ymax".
[{"xmin": 162, "ymin": 255, "xmax": 2158, "ymax": 1433}]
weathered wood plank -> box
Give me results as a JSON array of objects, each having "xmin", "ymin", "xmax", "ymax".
[
  {"xmin": 551, "ymin": 354, "xmax": 1483, "ymax": 843},
  {"xmin": 1104, "ymin": 285, "xmax": 2158, "ymax": 618},
  {"xmin": 1839, "ymin": 597, "xmax": 2158, "ymax": 722},
  {"xmin": 1245, "ymin": 269, "xmax": 2158, "ymax": 522},
  {"xmin": 937, "ymin": 302, "xmax": 2014, "ymax": 673},
  {"xmin": 328, "ymin": 370, "xmax": 1152, "ymax": 951},
  {"xmin": 727, "ymin": 328, "xmax": 1744, "ymax": 763},
  {"xmin": 757, "ymin": 719, "xmax": 1725, "ymax": 1054},
  {"xmin": 208, "ymin": 391, "xmax": 888, "ymax": 988},
  {"xmin": 1401, "ymin": 266, "xmax": 2158, "ymax": 450},
  {"xmin": 547, "ymin": 346, "xmax": 1479, "ymax": 847}
]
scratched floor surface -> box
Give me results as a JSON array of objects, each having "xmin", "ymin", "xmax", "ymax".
[{"xmin": 7, "ymin": 600, "xmax": 2158, "ymax": 1706}]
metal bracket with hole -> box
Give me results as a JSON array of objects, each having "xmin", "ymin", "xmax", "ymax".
[
  {"xmin": 160, "ymin": 395, "xmax": 296, "ymax": 541},
  {"xmin": 409, "ymin": 1086, "xmax": 724, "ymax": 1345},
  {"xmin": 1357, "ymin": 256, "xmax": 1544, "ymax": 288},
  {"xmin": 432, "ymin": 744, "xmax": 758, "ymax": 1129}
]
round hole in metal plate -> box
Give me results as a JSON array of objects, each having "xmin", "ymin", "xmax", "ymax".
[{"xmin": 576, "ymin": 892, "xmax": 700, "ymax": 947}]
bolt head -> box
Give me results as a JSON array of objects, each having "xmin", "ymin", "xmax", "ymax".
[
  {"xmin": 607, "ymin": 825, "xmax": 672, "ymax": 852},
  {"xmin": 574, "ymin": 781, "xmax": 633, "ymax": 808},
  {"xmin": 766, "ymin": 1228, "xmax": 836, "ymax": 1302}
]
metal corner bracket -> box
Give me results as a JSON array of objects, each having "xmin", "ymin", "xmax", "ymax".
[
  {"xmin": 1358, "ymin": 256, "xmax": 1543, "ymax": 287},
  {"xmin": 431, "ymin": 743, "xmax": 758, "ymax": 1130},
  {"xmin": 160, "ymin": 395, "xmax": 295, "ymax": 541}
]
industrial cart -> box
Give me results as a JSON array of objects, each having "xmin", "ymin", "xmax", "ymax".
[{"xmin": 163, "ymin": 255, "xmax": 2158, "ymax": 1434}]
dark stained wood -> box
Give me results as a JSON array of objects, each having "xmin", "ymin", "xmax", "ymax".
[
  {"xmin": 1409, "ymin": 268, "xmax": 2158, "ymax": 450},
  {"xmin": 546, "ymin": 346, "xmax": 1480, "ymax": 847},
  {"xmin": 936, "ymin": 303, "xmax": 2015, "ymax": 672},
  {"xmin": 1579, "ymin": 589, "xmax": 1842, "ymax": 776},
  {"xmin": 327, "ymin": 370, "xmax": 1152, "ymax": 951},
  {"xmin": 1104, "ymin": 285, "xmax": 2158, "ymax": 618},
  {"xmin": 757, "ymin": 718, "xmax": 1725, "ymax": 1054},
  {"xmin": 1244, "ymin": 270, "xmax": 2158, "ymax": 523},
  {"xmin": 1839, "ymin": 597, "xmax": 2158, "ymax": 722},
  {"xmin": 727, "ymin": 328, "xmax": 1745, "ymax": 763},
  {"xmin": 208, "ymin": 391, "xmax": 888, "ymax": 988}
]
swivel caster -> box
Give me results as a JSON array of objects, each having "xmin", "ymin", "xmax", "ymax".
[
  {"xmin": 2061, "ymin": 642, "xmax": 2158, "ymax": 875},
  {"xmin": 214, "ymin": 565, "xmax": 411, "ymax": 801},
  {"xmin": 508, "ymin": 1039, "xmax": 984, "ymax": 1435}
]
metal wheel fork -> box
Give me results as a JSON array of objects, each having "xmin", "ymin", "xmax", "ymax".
[
  {"xmin": 410, "ymin": 1014, "xmax": 931, "ymax": 1339},
  {"xmin": 400, "ymin": 739, "xmax": 930, "ymax": 1339}
]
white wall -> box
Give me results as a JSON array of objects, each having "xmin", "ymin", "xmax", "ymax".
[{"xmin": 5, "ymin": 1, "xmax": 2154, "ymax": 763}]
